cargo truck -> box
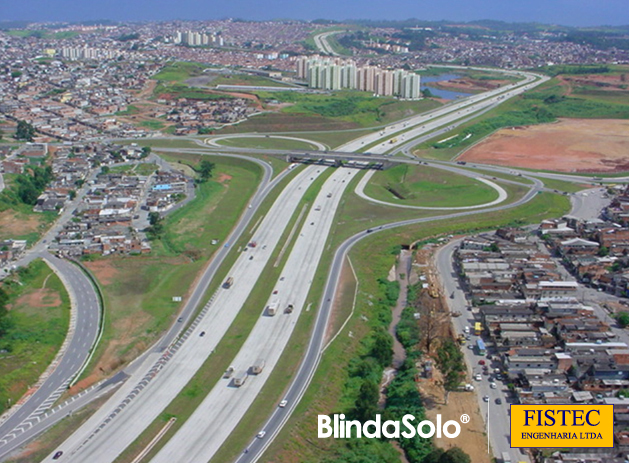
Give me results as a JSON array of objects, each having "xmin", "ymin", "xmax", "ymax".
[
  {"xmin": 266, "ymin": 299, "xmax": 280, "ymax": 316},
  {"xmin": 251, "ymin": 358, "xmax": 265, "ymax": 374},
  {"xmin": 233, "ymin": 370, "xmax": 248, "ymax": 387}
]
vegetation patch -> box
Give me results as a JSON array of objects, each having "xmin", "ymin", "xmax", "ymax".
[
  {"xmin": 364, "ymin": 165, "xmax": 499, "ymax": 207},
  {"xmin": 0, "ymin": 260, "xmax": 70, "ymax": 415}
]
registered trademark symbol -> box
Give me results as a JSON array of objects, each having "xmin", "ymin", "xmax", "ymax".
[{"xmin": 460, "ymin": 414, "xmax": 470, "ymax": 423}]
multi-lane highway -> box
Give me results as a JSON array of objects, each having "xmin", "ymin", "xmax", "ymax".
[
  {"xmin": 313, "ymin": 31, "xmax": 342, "ymax": 56},
  {"xmin": 153, "ymin": 167, "xmax": 359, "ymax": 463},
  {"xmin": 47, "ymin": 165, "xmax": 326, "ymax": 462}
]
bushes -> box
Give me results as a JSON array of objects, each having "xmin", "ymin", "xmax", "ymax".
[{"xmin": 396, "ymin": 304, "xmax": 420, "ymax": 350}]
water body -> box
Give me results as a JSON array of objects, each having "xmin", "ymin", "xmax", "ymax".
[{"xmin": 420, "ymin": 73, "xmax": 474, "ymax": 100}]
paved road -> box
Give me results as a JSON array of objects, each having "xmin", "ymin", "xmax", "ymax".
[
  {"xmin": 355, "ymin": 169, "xmax": 509, "ymax": 210},
  {"xmin": 313, "ymin": 31, "xmax": 342, "ymax": 56},
  {"xmin": 205, "ymin": 134, "xmax": 327, "ymax": 151},
  {"xmin": 0, "ymin": 253, "xmax": 100, "ymax": 460},
  {"xmin": 435, "ymin": 239, "xmax": 526, "ymax": 463},
  {"xmin": 152, "ymin": 167, "xmax": 359, "ymax": 463},
  {"xmin": 46, "ymin": 165, "xmax": 325, "ymax": 463}
]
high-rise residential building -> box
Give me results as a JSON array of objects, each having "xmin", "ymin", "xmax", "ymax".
[
  {"xmin": 297, "ymin": 56, "xmax": 421, "ymax": 99},
  {"xmin": 173, "ymin": 31, "xmax": 223, "ymax": 47}
]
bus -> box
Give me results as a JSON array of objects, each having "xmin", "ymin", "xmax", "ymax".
[
  {"xmin": 476, "ymin": 338, "xmax": 486, "ymax": 356},
  {"xmin": 474, "ymin": 322, "xmax": 482, "ymax": 336}
]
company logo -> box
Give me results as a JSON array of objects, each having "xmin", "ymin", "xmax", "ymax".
[
  {"xmin": 318, "ymin": 414, "xmax": 463, "ymax": 439},
  {"xmin": 511, "ymin": 404, "xmax": 613, "ymax": 448}
]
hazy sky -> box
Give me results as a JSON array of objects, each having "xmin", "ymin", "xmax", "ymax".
[{"xmin": 2, "ymin": 0, "xmax": 628, "ymax": 27}]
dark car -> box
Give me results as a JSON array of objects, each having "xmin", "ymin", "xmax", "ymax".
[
  {"xmin": 495, "ymin": 398, "xmax": 502, "ymax": 405},
  {"xmin": 200, "ymin": 331, "xmax": 206, "ymax": 337},
  {"xmin": 53, "ymin": 451, "xmax": 64, "ymax": 460}
]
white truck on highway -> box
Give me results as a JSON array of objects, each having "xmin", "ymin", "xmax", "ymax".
[
  {"xmin": 266, "ymin": 299, "xmax": 280, "ymax": 316},
  {"xmin": 233, "ymin": 370, "xmax": 248, "ymax": 387}
]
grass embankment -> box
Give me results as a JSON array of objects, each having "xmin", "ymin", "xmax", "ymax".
[
  {"xmin": 215, "ymin": 136, "xmax": 322, "ymax": 151},
  {"xmin": 414, "ymin": 70, "xmax": 629, "ymax": 161},
  {"xmin": 114, "ymin": 168, "xmax": 335, "ymax": 463},
  {"xmin": 540, "ymin": 177, "xmax": 594, "ymax": 194},
  {"xmin": 152, "ymin": 62, "xmax": 209, "ymax": 83},
  {"xmin": 209, "ymin": 73, "xmax": 292, "ymax": 88},
  {"xmin": 0, "ymin": 170, "xmax": 57, "ymax": 244},
  {"xmin": 264, "ymin": 190, "xmax": 569, "ymax": 462},
  {"xmin": 364, "ymin": 164, "xmax": 499, "ymax": 207},
  {"xmin": 0, "ymin": 260, "xmax": 70, "ymax": 415},
  {"xmin": 220, "ymin": 92, "xmax": 441, "ymax": 137},
  {"xmin": 77, "ymin": 156, "xmax": 262, "ymax": 385}
]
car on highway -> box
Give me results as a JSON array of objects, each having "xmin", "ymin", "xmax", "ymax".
[
  {"xmin": 257, "ymin": 431, "xmax": 266, "ymax": 439},
  {"xmin": 279, "ymin": 399, "xmax": 288, "ymax": 408},
  {"xmin": 53, "ymin": 451, "xmax": 64, "ymax": 460},
  {"xmin": 177, "ymin": 317, "xmax": 183, "ymax": 322},
  {"xmin": 200, "ymin": 331, "xmax": 206, "ymax": 337}
]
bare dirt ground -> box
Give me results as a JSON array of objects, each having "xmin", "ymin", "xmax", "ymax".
[
  {"xmin": 432, "ymin": 77, "xmax": 509, "ymax": 93},
  {"xmin": 459, "ymin": 118, "xmax": 629, "ymax": 172},
  {"xmin": 420, "ymin": 374, "xmax": 492, "ymax": 463},
  {"xmin": 215, "ymin": 173, "xmax": 232, "ymax": 184},
  {"xmin": 0, "ymin": 210, "xmax": 40, "ymax": 238},
  {"xmin": 12, "ymin": 289, "xmax": 61, "ymax": 309},
  {"xmin": 559, "ymin": 74, "xmax": 629, "ymax": 93},
  {"xmin": 84, "ymin": 259, "xmax": 119, "ymax": 285}
]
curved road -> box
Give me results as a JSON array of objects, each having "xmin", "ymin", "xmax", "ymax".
[
  {"xmin": 0, "ymin": 253, "xmax": 100, "ymax": 457},
  {"xmin": 238, "ymin": 165, "xmax": 544, "ymax": 463},
  {"xmin": 355, "ymin": 169, "xmax": 508, "ymax": 210}
]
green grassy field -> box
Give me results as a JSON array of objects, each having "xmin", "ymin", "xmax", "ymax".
[
  {"xmin": 214, "ymin": 136, "xmax": 322, "ymax": 151},
  {"xmin": 540, "ymin": 177, "xmax": 594, "ymax": 194},
  {"xmin": 209, "ymin": 73, "xmax": 292, "ymax": 88},
  {"xmin": 0, "ymin": 260, "xmax": 70, "ymax": 415},
  {"xmin": 152, "ymin": 62, "xmax": 208, "ymax": 83},
  {"xmin": 363, "ymin": 164, "xmax": 499, "ymax": 207},
  {"xmin": 139, "ymin": 120, "xmax": 165, "ymax": 130}
]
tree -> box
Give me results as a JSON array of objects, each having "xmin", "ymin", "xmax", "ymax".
[
  {"xmin": 617, "ymin": 311, "xmax": 629, "ymax": 329},
  {"xmin": 352, "ymin": 380, "xmax": 380, "ymax": 422},
  {"xmin": 141, "ymin": 146, "xmax": 151, "ymax": 158},
  {"xmin": 197, "ymin": 159, "xmax": 215, "ymax": 182},
  {"xmin": 100, "ymin": 166, "xmax": 110, "ymax": 175},
  {"xmin": 146, "ymin": 212, "xmax": 164, "ymax": 239},
  {"xmin": 15, "ymin": 120, "xmax": 35, "ymax": 142},
  {"xmin": 438, "ymin": 447, "xmax": 471, "ymax": 463},
  {"xmin": 68, "ymin": 190, "xmax": 76, "ymax": 200},
  {"xmin": 369, "ymin": 327, "xmax": 393, "ymax": 368}
]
